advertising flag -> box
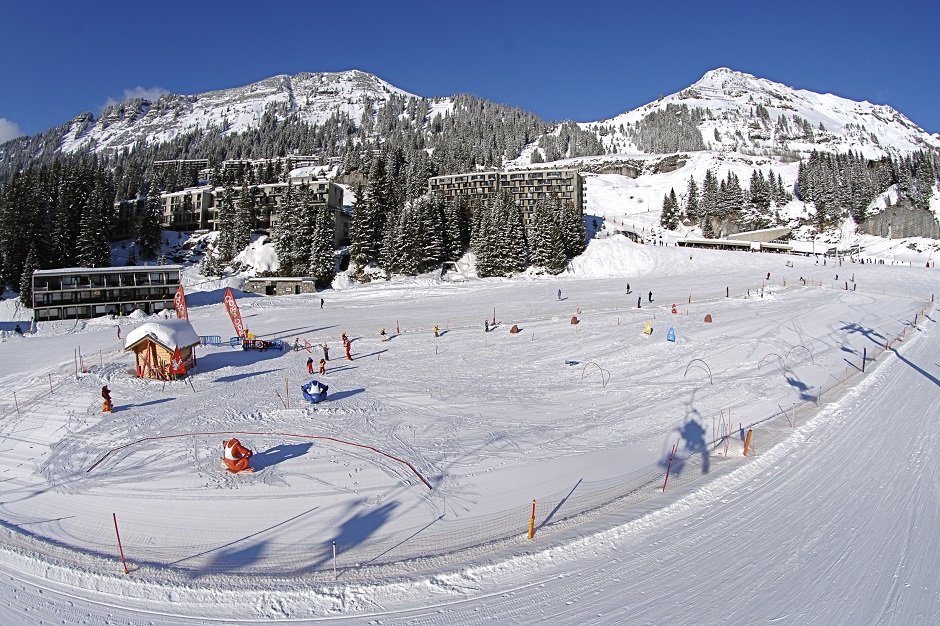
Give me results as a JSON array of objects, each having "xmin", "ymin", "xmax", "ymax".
[
  {"xmin": 223, "ymin": 288, "xmax": 247, "ymax": 338},
  {"xmin": 169, "ymin": 345, "xmax": 187, "ymax": 375},
  {"xmin": 174, "ymin": 285, "xmax": 189, "ymax": 320}
]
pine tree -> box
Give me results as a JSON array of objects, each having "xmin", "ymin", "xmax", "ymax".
[
  {"xmin": 308, "ymin": 204, "xmax": 335, "ymax": 285},
  {"xmin": 273, "ymin": 181, "xmax": 298, "ymax": 275},
  {"xmin": 660, "ymin": 188, "xmax": 680, "ymax": 230},
  {"xmin": 215, "ymin": 184, "xmax": 237, "ymax": 261},
  {"xmin": 18, "ymin": 244, "xmax": 38, "ymax": 306},
  {"xmin": 685, "ymin": 176, "xmax": 700, "ymax": 221},
  {"xmin": 135, "ymin": 180, "xmax": 164, "ymax": 260},
  {"xmin": 233, "ymin": 175, "xmax": 255, "ymax": 255}
]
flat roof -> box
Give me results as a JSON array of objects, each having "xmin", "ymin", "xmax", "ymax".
[{"xmin": 33, "ymin": 265, "xmax": 182, "ymax": 276}]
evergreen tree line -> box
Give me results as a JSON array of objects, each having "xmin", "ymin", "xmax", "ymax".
[
  {"xmin": 0, "ymin": 155, "xmax": 166, "ymax": 304},
  {"xmin": 795, "ymin": 150, "xmax": 940, "ymax": 229},
  {"xmin": 0, "ymin": 93, "xmax": 555, "ymax": 200},
  {"xmin": 660, "ymin": 168, "xmax": 793, "ymax": 235},
  {"xmin": 627, "ymin": 104, "xmax": 707, "ymax": 153},
  {"xmin": 349, "ymin": 154, "xmax": 585, "ymax": 279},
  {"xmin": 533, "ymin": 121, "xmax": 607, "ymax": 163}
]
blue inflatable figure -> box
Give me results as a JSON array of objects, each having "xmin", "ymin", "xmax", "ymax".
[{"xmin": 301, "ymin": 380, "xmax": 329, "ymax": 403}]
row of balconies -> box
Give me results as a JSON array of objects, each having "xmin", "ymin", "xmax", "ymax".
[{"xmin": 33, "ymin": 287, "xmax": 176, "ymax": 306}]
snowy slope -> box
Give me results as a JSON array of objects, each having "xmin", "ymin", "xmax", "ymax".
[
  {"xmin": 58, "ymin": 70, "xmax": 420, "ymax": 155},
  {"xmin": 0, "ymin": 236, "xmax": 938, "ymax": 623},
  {"xmin": 582, "ymin": 67, "xmax": 940, "ymax": 159}
]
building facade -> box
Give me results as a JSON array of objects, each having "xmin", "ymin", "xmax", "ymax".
[
  {"xmin": 428, "ymin": 168, "xmax": 585, "ymax": 225},
  {"xmin": 31, "ymin": 266, "xmax": 182, "ymax": 321},
  {"xmin": 114, "ymin": 177, "xmax": 349, "ymax": 247}
]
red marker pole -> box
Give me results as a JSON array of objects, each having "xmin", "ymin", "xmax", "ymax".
[
  {"xmin": 113, "ymin": 513, "xmax": 130, "ymax": 574},
  {"xmin": 662, "ymin": 443, "xmax": 677, "ymax": 492}
]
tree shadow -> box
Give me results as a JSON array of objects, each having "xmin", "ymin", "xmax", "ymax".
[{"xmin": 251, "ymin": 442, "xmax": 312, "ymax": 470}]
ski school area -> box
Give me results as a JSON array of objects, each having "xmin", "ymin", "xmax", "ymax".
[{"xmin": 0, "ymin": 241, "xmax": 936, "ymax": 612}]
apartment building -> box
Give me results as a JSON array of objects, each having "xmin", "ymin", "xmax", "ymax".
[
  {"xmin": 31, "ymin": 266, "xmax": 182, "ymax": 321},
  {"xmin": 428, "ymin": 168, "xmax": 585, "ymax": 225},
  {"xmin": 113, "ymin": 175, "xmax": 349, "ymax": 247}
]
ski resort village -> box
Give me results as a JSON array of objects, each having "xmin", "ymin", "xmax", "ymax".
[{"xmin": 0, "ymin": 65, "xmax": 939, "ymax": 624}]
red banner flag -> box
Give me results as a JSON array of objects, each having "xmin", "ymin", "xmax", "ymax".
[
  {"xmin": 223, "ymin": 288, "xmax": 247, "ymax": 338},
  {"xmin": 174, "ymin": 285, "xmax": 189, "ymax": 320},
  {"xmin": 169, "ymin": 345, "xmax": 187, "ymax": 375}
]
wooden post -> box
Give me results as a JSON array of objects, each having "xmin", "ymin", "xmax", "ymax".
[
  {"xmin": 113, "ymin": 513, "xmax": 130, "ymax": 574},
  {"xmin": 527, "ymin": 500, "xmax": 536, "ymax": 539},
  {"xmin": 285, "ymin": 379, "xmax": 290, "ymax": 409},
  {"xmin": 662, "ymin": 443, "xmax": 676, "ymax": 492},
  {"xmin": 862, "ymin": 347, "xmax": 866, "ymax": 372},
  {"xmin": 13, "ymin": 391, "xmax": 19, "ymax": 413},
  {"xmin": 743, "ymin": 429, "xmax": 753, "ymax": 456},
  {"xmin": 332, "ymin": 541, "xmax": 337, "ymax": 580}
]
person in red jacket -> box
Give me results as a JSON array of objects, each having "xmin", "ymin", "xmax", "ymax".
[
  {"xmin": 319, "ymin": 358, "xmax": 327, "ymax": 374},
  {"xmin": 222, "ymin": 438, "xmax": 253, "ymax": 473}
]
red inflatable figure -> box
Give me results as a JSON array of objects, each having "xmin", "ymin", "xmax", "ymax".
[{"xmin": 222, "ymin": 438, "xmax": 253, "ymax": 473}]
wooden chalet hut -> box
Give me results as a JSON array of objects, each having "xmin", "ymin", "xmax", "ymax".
[{"xmin": 124, "ymin": 318, "xmax": 200, "ymax": 380}]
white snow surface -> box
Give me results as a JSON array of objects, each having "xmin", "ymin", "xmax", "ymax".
[{"xmin": 1, "ymin": 236, "xmax": 938, "ymax": 624}]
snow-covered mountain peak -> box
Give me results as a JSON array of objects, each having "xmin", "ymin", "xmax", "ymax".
[
  {"xmin": 584, "ymin": 66, "xmax": 940, "ymax": 161},
  {"xmin": 57, "ymin": 70, "xmax": 421, "ymax": 156}
]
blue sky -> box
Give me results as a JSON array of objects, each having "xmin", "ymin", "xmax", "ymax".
[{"xmin": 2, "ymin": 0, "xmax": 938, "ymax": 143}]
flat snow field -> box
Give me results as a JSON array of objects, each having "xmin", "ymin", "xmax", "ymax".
[{"xmin": 0, "ymin": 240, "xmax": 938, "ymax": 624}]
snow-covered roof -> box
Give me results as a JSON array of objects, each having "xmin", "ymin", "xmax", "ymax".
[
  {"xmin": 33, "ymin": 265, "xmax": 182, "ymax": 276},
  {"xmin": 123, "ymin": 318, "xmax": 200, "ymax": 351}
]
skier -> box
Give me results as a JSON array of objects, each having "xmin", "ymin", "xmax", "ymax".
[
  {"xmin": 648, "ymin": 291, "xmax": 653, "ymax": 303},
  {"xmin": 433, "ymin": 325, "xmax": 439, "ymax": 338},
  {"xmin": 320, "ymin": 298, "xmax": 324, "ymax": 309},
  {"xmin": 484, "ymin": 320, "xmax": 489, "ymax": 332},
  {"xmin": 319, "ymin": 358, "xmax": 327, "ymax": 375},
  {"xmin": 380, "ymin": 328, "xmax": 387, "ymax": 341},
  {"xmin": 637, "ymin": 297, "xmax": 641, "ymax": 309},
  {"xmin": 557, "ymin": 289, "xmax": 562, "ymax": 301},
  {"xmin": 293, "ymin": 338, "xmax": 300, "ymax": 351},
  {"xmin": 14, "ymin": 324, "xmax": 22, "ymax": 335},
  {"xmin": 116, "ymin": 326, "xmax": 121, "ymax": 339},
  {"xmin": 626, "ymin": 283, "xmax": 631, "ymax": 294},
  {"xmin": 306, "ymin": 356, "xmax": 314, "ymax": 374},
  {"xmin": 101, "ymin": 385, "xmax": 113, "ymax": 413},
  {"xmin": 322, "ymin": 343, "xmax": 329, "ymax": 361},
  {"xmin": 345, "ymin": 340, "xmax": 352, "ymax": 361}
]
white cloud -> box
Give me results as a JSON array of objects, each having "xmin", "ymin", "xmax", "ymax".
[
  {"xmin": 102, "ymin": 86, "xmax": 170, "ymax": 109},
  {"xmin": 0, "ymin": 118, "xmax": 25, "ymax": 143}
]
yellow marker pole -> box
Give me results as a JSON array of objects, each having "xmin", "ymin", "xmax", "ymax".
[
  {"xmin": 743, "ymin": 429, "xmax": 753, "ymax": 456},
  {"xmin": 527, "ymin": 500, "xmax": 537, "ymax": 539}
]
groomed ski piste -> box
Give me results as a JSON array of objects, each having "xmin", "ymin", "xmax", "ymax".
[{"xmin": 0, "ymin": 235, "xmax": 938, "ymax": 624}]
